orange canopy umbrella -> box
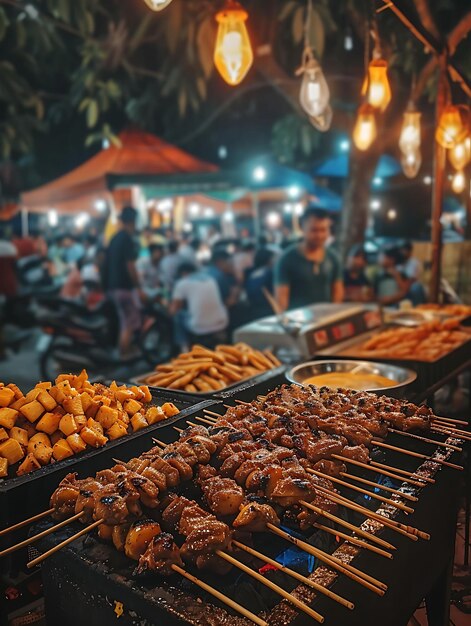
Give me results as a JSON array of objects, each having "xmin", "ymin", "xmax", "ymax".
[{"xmin": 21, "ymin": 129, "xmax": 218, "ymax": 214}]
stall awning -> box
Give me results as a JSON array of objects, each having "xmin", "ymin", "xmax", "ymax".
[{"xmin": 21, "ymin": 130, "xmax": 218, "ymax": 213}]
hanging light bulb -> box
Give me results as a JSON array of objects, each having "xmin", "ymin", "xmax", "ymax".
[
  {"xmin": 309, "ymin": 104, "xmax": 333, "ymax": 132},
  {"xmin": 401, "ymin": 150, "xmax": 422, "ymax": 179},
  {"xmin": 353, "ymin": 103, "xmax": 377, "ymax": 151},
  {"xmin": 365, "ymin": 59, "xmax": 392, "ymax": 112},
  {"xmin": 436, "ymin": 105, "xmax": 469, "ymax": 148},
  {"xmin": 299, "ymin": 52, "xmax": 330, "ymax": 118},
  {"xmin": 214, "ymin": 0, "xmax": 253, "ymax": 86},
  {"xmin": 143, "ymin": 0, "xmax": 173, "ymax": 10},
  {"xmin": 399, "ymin": 110, "xmax": 421, "ymax": 154},
  {"xmin": 451, "ymin": 170, "xmax": 466, "ymax": 194},
  {"xmin": 449, "ymin": 137, "xmax": 471, "ymax": 170}
]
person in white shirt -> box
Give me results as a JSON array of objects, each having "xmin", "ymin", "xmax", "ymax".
[
  {"xmin": 160, "ymin": 240, "xmax": 184, "ymax": 293},
  {"xmin": 169, "ymin": 262, "xmax": 228, "ymax": 351}
]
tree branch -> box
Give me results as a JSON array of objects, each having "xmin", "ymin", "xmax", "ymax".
[
  {"xmin": 412, "ymin": 10, "xmax": 471, "ymax": 101},
  {"xmin": 412, "ymin": 0, "xmax": 441, "ymax": 43}
]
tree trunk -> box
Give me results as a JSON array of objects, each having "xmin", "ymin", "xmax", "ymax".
[{"xmin": 339, "ymin": 147, "xmax": 381, "ymax": 259}]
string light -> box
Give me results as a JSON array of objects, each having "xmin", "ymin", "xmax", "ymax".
[
  {"xmin": 399, "ymin": 106, "xmax": 422, "ymax": 178},
  {"xmin": 399, "ymin": 110, "xmax": 421, "ymax": 154},
  {"xmin": 435, "ymin": 105, "xmax": 469, "ymax": 148},
  {"xmin": 143, "ymin": 0, "xmax": 173, "ymax": 10},
  {"xmin": 401, "ymin": 150, "xmax": 422, "ymax": 179},
  {"xmin": 296, "ymin": 0, "xmax": 330, "ymax": 125},
  {"xmin": 451, "ymin": 170, "xmax": 466, "ymax": 194},
  {"xmin": 448, "ymin": 137, "xmax": 471, "ymax": 171},
  {"xmin": 353, "ymin": 103, "xmax": 377, "ymax": 151},
  {"xmin": 214, "ymin": 0, "xmax": 253, "ymax": 86},
  {"xmin": 365, "ymin": 59, "xmax": 392, "ymax": 112},
  {"xmin": 298, "ymin": 53, "xmax": 330, "ymax": 118}
]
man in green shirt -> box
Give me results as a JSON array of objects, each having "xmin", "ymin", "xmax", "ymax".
[{"xmin": 274, "ymin": 207, "xmax": 344, "ymax": 311}]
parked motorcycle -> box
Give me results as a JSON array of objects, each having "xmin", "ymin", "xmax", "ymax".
[{"xmin": 36, "ymin": 297, "xmax": 175, "ymax": 382}]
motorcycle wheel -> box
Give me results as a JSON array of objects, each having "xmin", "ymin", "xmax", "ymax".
[
  {"xmin": 40, "ymin": 346, "xmax": 66, "ymax": 382},
  {"xmin": 140, "ymin": 320, "xmax": 175, "ymax": 365}
]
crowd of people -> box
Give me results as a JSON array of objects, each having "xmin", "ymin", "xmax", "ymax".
[{"xmin": 0, "ymin": 205, "xmax": 428, "ymax": 357}]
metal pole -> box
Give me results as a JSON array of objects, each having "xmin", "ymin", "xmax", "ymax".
[{"xmin": 429, "ymin": 68, "xmax": 447, "ymax": 303}]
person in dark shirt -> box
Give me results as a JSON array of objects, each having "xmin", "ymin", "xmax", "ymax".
[
  {"xmin": 206, "ymin": 249, "xmax": 239, "ymax": 307},
  {"xmin": 245, "ymin": 247, "xmax": 275, "ymax": 319},
  {"xmin": 373, "ymin": 247, "xmax": 412, "ymax": 306},
  {"xmin": 274, "ymin": 207, "xmax": 344, "ymax": 311},
  {"xmin": 103, "ymin": 206, "xmax": 141, "ymax": 355},
  {"xmin": 343, "ymin": 245, "xmax": 372, "ymax": 302}
]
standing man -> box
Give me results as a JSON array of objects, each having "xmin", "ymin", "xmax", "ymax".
[
  {"xmin": 103, "ymin": 206, "xmax": 141, "ymax": 356},
  {"xmin": 274, "ymin": 207, "xmax": 344, "ymax": 311}
]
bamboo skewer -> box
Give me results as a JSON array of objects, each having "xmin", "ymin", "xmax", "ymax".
[
  {"xmin": 27, "ymin": 518, "xmax": 104, "ymax": 569},
  {"xmin": 0, "ymin": 512, "xmax": 84, "ymax": 559},
  {"xmin": 299, "ymin": 499, "xmax": 395, "ymax": 551},
  {"xmin": 216, "ymin": 550, "xmax": 326, "ymax": 623},
  {"xmin": 171, "ymin": 563, "xmax": 267, "ymax": 626},
  {"xmin": 0, "ymin": 508, "xmax": 55, "ymax": 537},
  {"xmin": 204, "ymin": 409, "xmax": 224, "ymax": 419},
  {"xmin": 266, "ymin": 524, "xmax": 386, "ymax": 596},
  {"xmin": 313, "ymin": 484, "xmax": 430, "ymax": 541},
  {"xmin": 371, "ymin": 440, "xmax": 463, "ymax": 471},
  {"xmin": 433, "ymin": 416, "xmax": 469, "ymax": 426},
  {"xmin": 312, "ymin": 522, "xmax": 392, "ymax": 559},
  {"xmin": 333, "ymin": 454, "xmax": 433, "ymax": 486},
  {"xmin": 195, "ymin": 416, "xmax": 218, "ymax": 426},
  {"xmin": 433, "ymin": 422, "xmax": 470, "ymax": 435},
  {"xmin": 387, "ymin": 429, "xmax": 462, "ymax": 452},
  {"xmin": 369, "ymin": 460, "xmax": 434, "ymax": 484},
  {"xmin": 307, "ymin": 468, "xmax": 414, "ymax": 514},
  {"xmin": 432, "ymin": 426, "xmax": 471, "ymax": 442},
  {"xmin": 340, "ymin": 472, "xmax": 418, "ymax": 502},
  {"xmin": 232, "ymin": 540, "xmax": 355, "ymax": 609}
]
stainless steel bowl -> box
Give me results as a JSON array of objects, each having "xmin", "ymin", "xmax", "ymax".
[{"xmin": 286, "ymin": 359, "xmax": 417, "ymax": 398}]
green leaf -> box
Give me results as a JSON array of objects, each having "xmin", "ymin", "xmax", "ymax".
[
  {"xmin": 196, "ymin": 76, "xmax": 207, "ymax": 100},
  {"xmin": 79, "ymin": 97, "xmax": 91, "ymax": 112},
  {"xmin": 0, "ymin": 7, "xmax": 10, "ymax": 42},
  {"xmin": 178, "ymin": 88, "xmax": 187, "ymax": 117},
  {"xmin": 292, "ymin": 6, "xmax": 305, "ymax": 45},
  {"xmin": 16, "ymin": 21, "xmax": 26, "ymax": 48},
  {"xmin": 278, "ymin": 1, "xmax": 298, "ymax": 22},
  {"xmin": 106, "ymin": 80, "xmax": 121, "ymax": 99},
  {"xmin": 86, "ymin": 99, "xmax": 99, "ymax": 127},
  {"xmin": 129, "ymin": 12, "xmax": 153, "ymax": 52},
  {"xmin": 197, "ymin": 18, "xmax": 215, "ymax": 79},
  {"xmin": 308, "ymin": 8, "xmax": 325, "ymax": 57}
]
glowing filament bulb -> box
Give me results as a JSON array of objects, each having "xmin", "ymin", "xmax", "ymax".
[
  {"xmin": 143, "ymin": 0, "xmax": 173, "ymax": 10},
  {"xmin": 436, "ymin": 105, "xmax": 469, "ymax": 148},
  {"xmin": 353, "ymin": 104, "xmax": 377, "ymax": 151},
  {"xmin": 451, "ymin": 171, "xmax": 466, "ymax": 194},
  {"xmin": 366, "ymin": 59, "xmax": 391, "ymax": 112},
  {"xmin": 399, "ymin": 111, "xmax": 421, "ymax": 155},
  {"xmin": 300, "ymin": 59, "xmax": 330, "ymax": 118},
  {"xmin": 449, "ymin": 137, "xmax": 471, "ymax": 171},
  {"xmin": 214, "ymin": 1, "xmax": 253, "ymax": 86},
  {"xmin": 401, "ymin": 150, "xmax": 422, "ymax": 179}
]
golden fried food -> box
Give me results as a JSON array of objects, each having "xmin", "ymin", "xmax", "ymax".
[
  {"xmin": 0, "ymin": 370, "xmax": 179, "ymax": 477},
  {"xmin": 345, "ymin": 320, "xmax": 469, "ymax": 362},
  {"xmin": 143, "ymin": 343, "xmax": 281, "ymax": 392}
]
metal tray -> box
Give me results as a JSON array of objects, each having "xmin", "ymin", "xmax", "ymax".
[
  {"xmin": 132, "ymin": 365, "xmax": 287, "ymax": 400},
  {"xmin": 316, "ymin": 329, "xmax": 471, "ymax": 393},
  {"xmin": 0, "ymin": 390, "xmax": 215, "ymax": 534}
]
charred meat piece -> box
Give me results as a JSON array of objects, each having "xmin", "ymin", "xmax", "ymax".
[
  {"xmin": 93, "ymin": 483, "xmax": 141, "ymax": 525},
  {"xmin": 136, "ymin": 532, "xmax": 183, "ymax": 576},
  {"xmin": 200, "ymin": 475, "xmax": 245, "ymax": 516},
  {"xmin": 233, "ymin": 502, "xmax": 280, "ymax": 532},
  {"xmin": 74, "ymin": 480, "xmax": 102, "ymax": 522},
  {"xmin": 124, "ymin": 519, "xmax": 161, "ymax": 561},
  {"xmin": 50, "ymin": 474, "xmax": 81, "ymax": 519}
]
